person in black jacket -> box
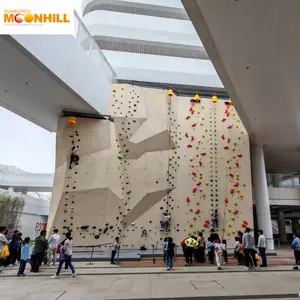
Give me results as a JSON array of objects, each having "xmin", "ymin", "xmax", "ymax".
[
  {"xmin": 31, "ymin": 230, "xmax": 48, "ymax": 273},
  {"xmin": 209, "ymin": 229, "xmax": 220, "ymax": 264}
]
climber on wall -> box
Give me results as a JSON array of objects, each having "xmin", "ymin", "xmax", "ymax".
[
  {"xmin": 211, "ymin": 209, "xmax": 219, "ymax": 230},
  {"xmin": 69, "ymin": 141, "xmax": 79, "ymax": 169},
  {"xmin": 160, "ymin": 212, "xmax": 171, "ymax": 232}
]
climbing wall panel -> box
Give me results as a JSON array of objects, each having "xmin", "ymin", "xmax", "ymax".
[{"xmin": 48, "ymin": 84, "xmax": 252, "ymax": 249}]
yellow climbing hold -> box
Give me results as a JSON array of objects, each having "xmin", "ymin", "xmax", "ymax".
[
  {"xmin": 193, "ymin": 217, "xmax": 197, "ymax": 221},
  {"xmin": 202, "ymin": 117, "xmax": 205, "ymax": 120},
  {"xmin": 190, "ymin": 224, "xmax": 194, "ymax": 228},
  {"xmin": 188, "ymin": 232, "xmax": 192, "ymax": 236},
  {"xmin": 234, "ymin": 202, "xmax": 238, "ymax": 206},
  {"xmin": 227, "ymin": 232, "xmax": 231, "ymax": 237},
  {"xmin": 228, "ymin": 224, "xmax": 232, "ymax": 228},
  {"xmin": 130, "ymin": 222, "xmax": 136, "ymax": 226},
  {"xmin": 189, "ymin": 158, "xmax": 193, "ymax": 162}
]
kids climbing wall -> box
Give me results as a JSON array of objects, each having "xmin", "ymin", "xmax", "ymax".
[{"xmin": 48, "ymin": 84, "xmax": 253, "ymax": 249}]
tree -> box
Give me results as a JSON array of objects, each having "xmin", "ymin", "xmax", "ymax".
[{"xmin": 0, "ymin": 193, "xmax": 25, "ymax": 233}]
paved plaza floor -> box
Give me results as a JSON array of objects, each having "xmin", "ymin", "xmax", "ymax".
[{"xmin": 1, "ymin": 262, "xmax": 300, "ymax": 300}]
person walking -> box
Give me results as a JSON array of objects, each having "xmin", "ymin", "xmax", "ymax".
[
  {"xmin": 32, "ymin": 230, "xmax": 48, "ymax": 273},
  {"xmin": 165, "ymin": 237, "xmax": 175, "ymax": 270},
  {"xmin": 111, "ymin": 237, "xmax": 120, "ymax": 264},
  {"xmin": 213, "ymin": 237, "xmax": 223, "ymax": 270},
  {"xmin": 47, "ymin": 229, "xmax": 60, "ymax": 266},
  {"xmin": 257, "ymin": 229, "xmax": 267, "ymax": 267},
  {"xmin": 291, "ymin": 232, "xmax": 300, "ymax": 270},
  {"xmin": 51, "ymin": 232, "xmax": 76, "ymax": 278},
  {"xmin": 9, "ymin": 230, "xmax": 20, "ymax": 266},
  {"xmin": 0, "ymin": 226, "xmax": 9, "ymax": 271},
  {"xmin": 17, "ymin": 237, "xmax": 30, "ymax": 276},
  {"xmin": 242, "ymin": 227, "xmax": 257, "ymax": 270}
]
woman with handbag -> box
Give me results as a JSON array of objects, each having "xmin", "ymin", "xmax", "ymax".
[{"xmin": 0, "ymin": 226, "xmax": 9, "ymax": 271}]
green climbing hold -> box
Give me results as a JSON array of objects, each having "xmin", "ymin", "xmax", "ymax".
[{"xmin": 118, "ymin": 156, "xmax": 123, "ymax": 160}]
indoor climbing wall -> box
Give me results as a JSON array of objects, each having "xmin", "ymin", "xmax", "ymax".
[{"xmin": 48, "ymin": 84, "xmax": 253, "ymax": 249}]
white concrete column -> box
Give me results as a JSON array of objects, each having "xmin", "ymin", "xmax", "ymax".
[
  {"xmin": 272, "ymin": 174, "xmax": 281, "ymax": 187},
  {"xmin": 251, "ymin": 143, "xmax": 274, "ymax": 250},
  {"xmin": 277, "ymin": 210, "xmax": 287, "ymax": 243}
]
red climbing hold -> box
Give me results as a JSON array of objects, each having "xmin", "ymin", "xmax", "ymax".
[
  {"xmin": 229, "ymin": 173, "xmax": 234, "ymax": 178},
  {"xmin": 192, "ymin": 123, "xmax": 196, "ymax": 127},
  {"xmin": 200, "ymin": 152, "xmax": 207, "ymax": 156},
  {"xmin": 191, "ymin": 136, "xmax": 195, "ymax": 141},
  {"xmin": 192, "ymin": 172, "xmax": 197, "ymax": 177},
  {"xmin": 233, "ymin": 209, "xmax": 239, "ymax": 215},
  {"xmin": 222, "ymin": 118, "xmax": 226, "ymax": 122},
  {"xmin": 189, "ymin": 107, "xmax": 193, "ymax": 112},
  {"xmin": 221, "ymin": 134, "xmax": 225, "ymax": 140},
  {"xmin": 242, "ymin": 223, "xmax": 247, "ymax": 228},
  {"xmin": 187, "ymin": 144, "xmax": 192, "ymax": 148},
  {"xmin": 235, "ymin": 161, "xmax": 240, "ymax": 168},
  {"xmin": 199, "ymin": 161, "xmax": 203, "ymax": 167},
  {"xmin": 195, "ymin": 209, "xmax": 201, "ymax": 214},
  {"xmin": 227, "ymin": 124, "xmax": 233, "ymax": 129},
  {"xmin": 237, "ymin": 154, "xmax": 243, "ymax": 158},
  {"xmin": 234, "ymin": 182, "xmax": 239, "ymax": 187},
  {"xmin": 224, "ymin": 198, "xmax": 229, "ymax": 205},
  {"xmin": 186, "ymin": 197, "xmax": 191, "ymax": 203},
  {"xmin": 227, "ymin": 138, "xmax": 231, "ymax": 143},
  {"xmin": 192, "ymin": 188, "xmax": 197, "ymax": 193},
  {"xmin": 230, "ymin": 188, "xmax": 235, "ymax": 194},
  {"xmin": 186, "ymin": 116, "xmax": 191, "ymax": 120},
  {"xmin": 191, "ymin": 110, "xmax": 195, "ymax": 115},
  {"xmin": 223, "ymin": 146, "xmax": 229, "ymax": 150},
  {"xmin": 185, "ymin": 132, "xmax": 189, "ymax": 138},
  {"xmin": 196, "ymin": 181, "xmax": 201, "ymax": 186}
]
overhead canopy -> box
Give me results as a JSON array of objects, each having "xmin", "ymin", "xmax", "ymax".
[{"xmin": 182, "ymin": 0, "xmax": 300, "ymax": 173}]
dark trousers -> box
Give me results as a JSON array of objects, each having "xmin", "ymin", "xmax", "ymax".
[
  {"xmin": 111, "ymin": 250, "xmax": 117, "ymax": 264},
  {"xmin": 223, "ymin": 250, "xmax": 228, "ymax": 263},
  {"xmin": 259, "ymin": 247, "xmax": 267, "ymax": 266},
  {"xmin": 244, "ymin": 249, "xmax": 257, "ymax": 268},
  {"xmin": 9, "ymin": 248, "xmax": 18, "ymax": 265},
  {"xmin": 209, "ymin": 247, "xmax": 215, "ymax": 264},
  {"xmin": 294, "ymin": 250, "xmax": 300, "ymax": 265},
  {"xmin": 237, "ymin": 252, "xmax": 244, "ymax": 265},
  {"xmin": 163, "ymin": 251, "xmax": 167, "ymax": 263},
  {"xmin": 56, "ymin": 255, "xmax": 75, "ymax": 276},
  {"xmin": 196, "ymin": 247, "xmax": 205, "ymax": 263},
  {"xmin": 31, "ymin": 253, "xmax": 44, "ymax": 272},
  {"xmin": 18, "ymin": 259, "xmax": 27, "ymax": 275},
  {"xmin": 186, "ymin": 247, "xmax": 193, "ymax": 264}
]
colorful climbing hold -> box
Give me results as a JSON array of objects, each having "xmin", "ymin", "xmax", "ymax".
[
  {"xmin": 224, "ymin": 198, "xmax": 229, "ymax": 205},
  {"xmin": 212, "ymin": 95, "xmax": 218, "ymax": 103},
  {"xmin": 186, "ymin": 197, "xmax": 191, "ymax": 203},
  {"xmin": 228, "ymin": 124, "xmax": 233, "ymax": 129},
  {"xmin": 192, "ymin": 123, "xmax": 197, "ymax": 127},
  {"xmin": 187, "ymin": 144, "xmax": 192, "ymax": 148},
  {"xmin": 194, "ymin": 94, "xmax": 200, "ymax": 102},
  {"xmin": 200, "ymin": 152, "xmax": 207, "ymax": 156},
  {"xmin": 223, "ymin": 146, "xmax": 229, "ymax": 150},
  {"xmin": 221, "ymin": 118, "xmax": 226, "ymax": 122},
  {"xmin": 221, "ymin": 134, "xmax": 225, "ymax": 140},
  {"xmin": 186, "ymin": 116, "xmax": 191, "ymax": 120},
  {"xmin": 230, "ymin": 188, "xmax": 235, "ymax": 194},
  {"xmin": 185, "ymin": 132, "xmax": 189, "ymax": 138},
  {"xmin": 192, "ymin": 188, "xmax": 197, "ymax": 193},
  {"xmin": 234, "ymin": 182, "xmax": 239, "ymax": 187},
  {"xmin": 237, "ymin": 154, "xmax": 243, "ymax": 158},
  {"xmin": 192, "ymin": 171, "xmax": 197, "ymax": 177}
]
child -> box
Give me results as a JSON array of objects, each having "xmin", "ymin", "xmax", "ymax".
[
  {"xmin": 207, "ymin": 237, "xmax": 214, "ymax": 264},
  {"xmin": 222, "ymin": 239, "xmax": 228, "ymax": 264},
  {"xmin": 18, "ymin": 237, "xmax": 30, "ymax": 276},
  {"xmin": 165, "ymin": 237, "xmax": 175, "ymax": 270},
  {"xmin": 213, "ymin": 238, "xmax": 224, "ymax": 270}
]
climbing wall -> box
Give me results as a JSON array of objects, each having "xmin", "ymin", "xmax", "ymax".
[{"xmin": 48, "ymin": 84, "xmax": 253, "ymax": 249}]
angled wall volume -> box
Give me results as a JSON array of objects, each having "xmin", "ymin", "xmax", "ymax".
[{"xmin": 48, "ymin": 84, "xmax": 252, "ymax": 249}]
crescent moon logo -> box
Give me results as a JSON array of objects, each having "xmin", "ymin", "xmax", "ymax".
[{"xmin": 14, "ymin": 14, "xmax": 23, "ymax": 23}]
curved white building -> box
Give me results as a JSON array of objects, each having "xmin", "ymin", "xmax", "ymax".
[{"xmin": 81, "ymin": 0, "xmax": 222, "ymax": 88}]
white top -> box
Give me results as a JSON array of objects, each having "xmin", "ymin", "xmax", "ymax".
[
  {"xmin": 113, "ymin": 241, "xmax": 119, "ymax": 251},
  {"xmin": 234, "ymin": 241, "xmax": 240, "ymax": 251},
  {"xmin": 64, "ymin": 239, "xmax": 73, "ymax": 256},
  {"xmin": 0, "ymin": 233, "xmax": 9, "ymax": 251},
  {"xmin": 48, "ymin": 233, "xmax": 60, "ymax": 249},
  {"xmin": 214, "ymin": 243, "xmax": 224, "ymax": 253},
  {"xmin": 163, "ymin": 215, "xmax": 170, "ymax": 222},
  {"xmin": 257, "ymin": 234, "xmax": 266, "ymax": 248}
]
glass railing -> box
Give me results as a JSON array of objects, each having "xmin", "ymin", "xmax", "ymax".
[
  {"xmin": 73, "ymin": 10, "xmax": 116, "ymax": 81},
  {"xmin": 266, "ymin": 173, "xmax": 300, "ymax": 188}
]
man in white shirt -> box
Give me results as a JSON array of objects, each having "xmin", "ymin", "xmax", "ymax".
[
  {"xmin": 111, "ymin": 237, "xmax": 120, "ymax": 264},
  {"xmin": 257, "ymin": 229, "xmax": 267, "ymax": 267},
  {"xmin": 47, "ymin": 229, "xmax": 60, "ymax": 266}
]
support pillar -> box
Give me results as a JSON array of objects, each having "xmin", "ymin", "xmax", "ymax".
[
  {"xmin": 277, "ymin": 210, "xmax": 287, "ymax": 243},
  {"xmin": 252, "ymin": 143, "xmax": 274, "ymax": 250},
  {"xmin": 272, "ymin": 174, "xmax": 281, "ymax": 188}
]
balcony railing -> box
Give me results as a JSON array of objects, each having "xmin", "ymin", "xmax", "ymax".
[{"xmin": 267, "ymin": 173, "xmax": 300, "ymax": 188}]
